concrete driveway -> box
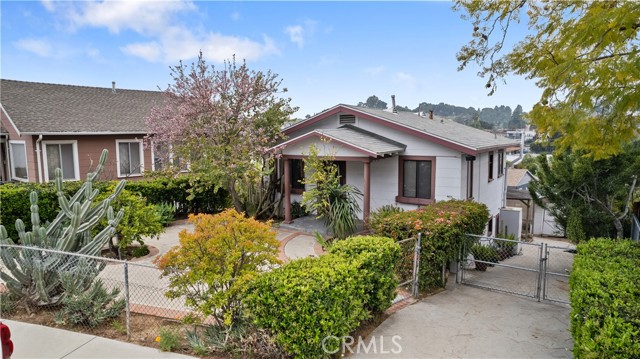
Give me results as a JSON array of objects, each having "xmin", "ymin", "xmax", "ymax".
[{"xmin": 351, "ymin": 285, "xmax": 572, "ymax": 358}]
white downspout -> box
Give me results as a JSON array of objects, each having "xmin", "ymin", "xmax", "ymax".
[{"xmin": 36, "ymin": 134, "xmax": 43, "ymax": 183}]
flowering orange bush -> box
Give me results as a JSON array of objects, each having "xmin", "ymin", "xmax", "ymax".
[{"xmin": 156, "ymin": 209, "xmax": 281, "ymax": 329}]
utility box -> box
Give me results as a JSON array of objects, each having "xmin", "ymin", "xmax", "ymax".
[{"xmin": 500, "ymin": 207, "xmax": 523, "ymax": 253}]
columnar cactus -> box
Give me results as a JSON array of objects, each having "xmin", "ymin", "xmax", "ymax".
[{"xmin": 0, "ymin": 149, "xmax": 125, "ymax": 306}]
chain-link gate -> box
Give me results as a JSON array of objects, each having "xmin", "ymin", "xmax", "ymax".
[
  {"xmin": 458, "ymin": 234, "xmax": 573, "ymax": 304},
  {"xmin": 393, "ymin": 234, "xmax": 421, "ymax": 304}
]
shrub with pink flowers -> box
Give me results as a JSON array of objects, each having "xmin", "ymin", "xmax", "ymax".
[{"xmin": 369, "ymin": 199, "xmax": 489, "ymax": 290}]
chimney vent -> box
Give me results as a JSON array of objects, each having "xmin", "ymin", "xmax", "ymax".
[
  {"xmin": 391, "ymin": 95, "xmax": 397, "ymax": 114},
  {"xmin": 429, "ymin": 110, "xmax": 433, "ymax": 119},
  {"xmin": 112, "ymin": 81, "xmax": 116, "ymax": 94}
]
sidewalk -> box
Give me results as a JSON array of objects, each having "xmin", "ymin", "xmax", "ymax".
[{"xmin": 4, "ymin": 320, "xmax": 196, "ymax": 359}]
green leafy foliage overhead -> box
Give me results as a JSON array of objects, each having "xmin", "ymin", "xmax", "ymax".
[{"xmin": 455, "ymin": 1, "xmax": 640, "ymax": 158}]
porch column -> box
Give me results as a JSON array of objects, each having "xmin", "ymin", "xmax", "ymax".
[
  {"xmin": 363, "ymin": 159, "xmax": 371, "ymax": 224},
  {"xmin": 284, "ymin": 157, "xmax": 292, "ymax": 224}
]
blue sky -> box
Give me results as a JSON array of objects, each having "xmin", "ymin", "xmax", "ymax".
[{"xmin": 1, "ymin": 1, "xmax": 541, "ymax": 118}]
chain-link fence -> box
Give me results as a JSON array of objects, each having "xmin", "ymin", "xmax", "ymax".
[
  {"xmin": 459, "ymin": 234, "xmax": 574, "ymax": 304},
  {"xmin": 393, "ymin": 234, "xmax": 421, "ymax": 304},
  {"xmin": 460, "ymin": 234, "xmax": 543, "ymax": 299},
  {"xmin": 0, "ymin": 244, "xmax": 191, "ymax": 341}
]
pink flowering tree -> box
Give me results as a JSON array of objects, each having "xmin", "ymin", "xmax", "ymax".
[{"xmin": 146, "ymin": 52, "xmax": 296, "ymax": 217}]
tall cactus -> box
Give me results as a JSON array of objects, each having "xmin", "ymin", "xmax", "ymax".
[{"xmin": 0, "ymin": 149, "xmax": 125, "ymax": 307}]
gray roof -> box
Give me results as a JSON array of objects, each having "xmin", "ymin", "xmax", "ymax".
[
  {"xmin": 1, "ymin": 79, "xmax": 163, "ymax": 134},
  {"xmin": 316, "ymin": 125, "xmax": 406, "ymax": 156},
  {"xmin": 507, "ymin": 187, "xmax": 533, "ymax": 201},
  {"xmin": 339, "ymin": 104, "xmax": 518, "ymax": 152}
]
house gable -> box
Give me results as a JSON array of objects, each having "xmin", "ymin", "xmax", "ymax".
[{"xmin": 285, "ymin": 105, "xmax": 518, "ymax": 156}]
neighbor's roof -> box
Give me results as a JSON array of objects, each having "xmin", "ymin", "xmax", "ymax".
[
  {"xmin": 276, "ymin": 124, "xmax": 406, "ymax": 157},
  {"xmin": 507, "ymin": 187, "xmax": 533, "ymax": 200},
  {"xmin": 0, "ymin": 79, "xmax": 163, "ymax": 134},
  {"xmin": 284, "ymin": 104, "xmax": 519, "ymax": 154},
  {"xmin": 507, "ymin": 168, "xmax": 533, "ymax": 187}
]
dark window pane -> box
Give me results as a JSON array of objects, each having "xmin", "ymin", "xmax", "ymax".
[
  {"xmin": 291, "ymin": 159, "xmax": 305, "ymax": 190},
  {"xmin": 403, "ymin": 160, "xmax": 417, "ymax": 198},
  {"xmin": 417, "ymin": 161, "xmax": 432, "ymax": 199},
  {"xmin": 129, "ymin": 143, "xmax": 141, "ymax": 174},
  {"xmin": 60, "ymin": 144, "xmax": 75, "ymax": 179}
]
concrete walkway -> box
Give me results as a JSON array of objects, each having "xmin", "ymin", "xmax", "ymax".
[
  {"xmin": 4, "ymin": 320, "xmax": 195, "ymax": 359},
  {"xmin": 352, "ymin": 285, "xmax": 572, "ymax": 358}
]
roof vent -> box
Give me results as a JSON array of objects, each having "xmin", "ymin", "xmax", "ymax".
[
  {"xmin": 429, "ymin": 110, "xmax": 433, "ymax": 120},
  {"xmin": 339, "ymin": 114, "xmax": 356, "ymax": 125},
  {"xmin": 112, "ymin": 81, "xmax": 117, "ymax": 94},
  {"xmin": 391, "ymin": 95, "xmax": 397, "ymax": 114}
]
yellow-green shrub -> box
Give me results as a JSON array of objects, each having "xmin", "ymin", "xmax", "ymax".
[
  {"xmin": 156, "ymin": 209, "xmax": 280, "ymax": 329},
  {"xmin": 570, "ymin": 239, "xmax": 640, "ymax": 358}
]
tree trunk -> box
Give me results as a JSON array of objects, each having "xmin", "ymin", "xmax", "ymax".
[
  {"xmin": 227, "ymin": 179, "xmax": 244, "ymax": 213},
  {"xmin": 613, "ymin": 218, "xmax": 624, "ymax": 239}
]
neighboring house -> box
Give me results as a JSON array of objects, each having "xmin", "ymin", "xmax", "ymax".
[
  {"xmin": 275, "ymin": 104, "xmax": 518, "ymax": 234},
  {"xmin": 505, "ymin": 167, "xmax": 563, "ymax": 237},
  {"xmin": 0, "ymin": 79, "xmax": 165, "ymax": 183}
]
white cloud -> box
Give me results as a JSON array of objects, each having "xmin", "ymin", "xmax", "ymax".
[
  {"xmin": 394, "ymin": 71, "xmax": 417, "ymax": 88},
  {"xmin": 67, "ymin": 0, "xmax": 196, "ymax": 35},
  {"xmin": 364, "ymin": 66, "xmax": 385, "ymax": 75},
  {"xmin": 285, "ymin": 25, "xmax": 304, "ymax": 48},
  {"xmin": 14, "ymin": 38, "xmax": 53, "ymax": 57},
  {"xmin": 231, "ymin": 11, "xmax": 240, "ymax": 21},
  {"xmin": 284, "ymin": 19, "xmax": 317, "ymax": 49},
  {"xmin": 41, "ymin": 0, "xmax": 55, "ymax": 12},
  {"xmin": 48, "ymin": 1, "xmax": 277, "ymax": 63},
  {"xmin": 121, "ymin": 42, "xmax": 162, "ymax": 62},
  {"xmin": 122, "ymin": 26, "xmax": 278, "ymax": 63}
]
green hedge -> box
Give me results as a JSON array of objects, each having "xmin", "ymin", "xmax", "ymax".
[
  {"xmin": 245, "ymin": 235, "xmax": 400, "ymax": 358},
  {"xmin": 570, "ymin": 239, "xmax": 640, "ymax": 358},
  {"xmin": 0, "ymin": 177, "xmax": 229, "ymax": 241},
  {"xmin": 329, "ymin": 236, "xmax": 401, "ymax": 314},
  {"xmin": 369, "ymin": 199, "xmax": 489, "ymax": 290}
]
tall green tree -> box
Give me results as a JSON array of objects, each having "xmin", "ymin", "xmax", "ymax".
[
  {"xmin": 455, "ymin": 1, "xmax": 640, "ymax": 159},
  {"xmin": 146, "ymin": 52, "xmax": 296, "ymax": 217},
  {"xmin": 357, "ymin": 95, "xmax": 388, "ymax": 110},
  {"xmin": 529, "ymin": 143, "xmax": 640, "ymax": 239}
]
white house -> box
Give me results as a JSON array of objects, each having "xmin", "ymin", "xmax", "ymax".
[{"xmin": 274, "ymin": 104, "xmax": 518, "ymax": 234}]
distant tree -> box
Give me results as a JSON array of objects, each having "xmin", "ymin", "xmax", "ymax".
[
  {"xmin": 455, "ymin": 1, "xmax": 640, "ymax": 159},
  {"xmin": 305, "ymin": 114, "xmax": 311, "ymax": 119},
  {"xmin": 508, "ymin": 104, "xmax": 526, "ymax": 129},
  {"xmin": 146, "ymin": 52, "xmax": 296, "ymax": 217},
  {"xmin": 358, "ymin": 95, "xmax": 388, "ymax": 110},
  {"xmin": 529, "ymin": 143, "xmax": 640, "ymax": 239},
  {"xmin": 514, "ymin": 154, "xmax": 538, "ymax": 175}
]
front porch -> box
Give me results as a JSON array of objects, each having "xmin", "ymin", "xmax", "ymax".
[{"xmin": 277, "ymin": 125, "xmax": 407, "ymax": 224}]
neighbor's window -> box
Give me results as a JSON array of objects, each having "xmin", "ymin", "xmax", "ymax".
[
  {"xmin": 9, "ymin": 141, "xmax": 28, "ymax": 181},
  {"xmin": 488, "ymin": 151, "xmax": 494, "ymax": 181},
  {"xmin": 497, "ymin": 149, "xmax": 505, "ymax": 177},
  {"xmin": 43, "ymin": 141, "xmax": 79, "ymax": 181},
  {"xmin": 117, "ymin": 140, "xmax": 144, "ymax": 177},
  {"xmin": 397, "ymin": 157, "xmax": 435, "ymax": 205},
  {"xmin": 290, "ymin": 159, "xmax": 305, "ymax": 193}
]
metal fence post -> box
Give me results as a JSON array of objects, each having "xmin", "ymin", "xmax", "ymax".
[
  {"xmin": 412, "ymin": 233, "xmax": 421, "ymax": 297},
  {"xmin": 535, "ymin": 243, "xmax": 546, "ymax": 302},
  {"xmin": 124, "ymin": 260, "xmax": 131, "ymax": 340}
]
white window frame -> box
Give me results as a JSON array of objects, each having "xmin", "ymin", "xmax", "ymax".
[
  {"xmin": 42, "ymin": 140, "xmax": 80, "ymax": 182},
  {"xmin": 116, "ymin": 139, "xmax": 145, "ymax": 178},
  {"xmin": 8, "ymin": 140, "xmax": 28, "ymax": 182}
]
